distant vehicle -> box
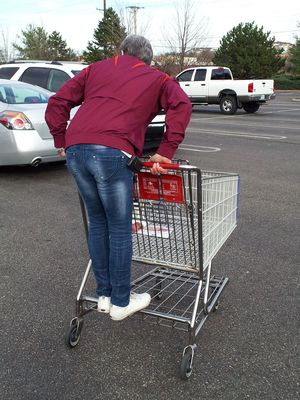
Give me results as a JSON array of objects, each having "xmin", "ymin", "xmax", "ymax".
[
  {"xmin": 176, "ymin": 66, "xmax": 276, "ymax": 114},
  {"xmin": 0, "ymin": 61, "xmax": 87, "ymax": 92},
  {"xmin": 0, "ymin": 79, "xmax": 62, "ymax": 166}
]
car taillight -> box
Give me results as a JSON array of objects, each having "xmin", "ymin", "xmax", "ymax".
[
  {"xmin": 248, "ymin": 82, "xmax": 254, "ymax": 93},
  {"xmin": 0, "ymin": 111, "xmax": 33, "ymax": 130}
]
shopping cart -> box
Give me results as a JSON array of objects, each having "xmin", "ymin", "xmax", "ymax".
[{"xmin": 65, "ymin": 162, "xmax": 240, "ymax": 380}]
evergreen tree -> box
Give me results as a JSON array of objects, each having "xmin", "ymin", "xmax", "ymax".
[
  {"xmin": 213, "ymin": 22, "xmax": 285, "ymax": 79},
  {"xmin": 13, "ymin": 25, "xmax": 76, "ymax": 61},
  {"xmin": 48, "ymin": 31, "xmax": 76, "ymax": 60},
  {"xmin": 83, "ymin": 7, "xmax": 127, "ymax": 63},
  {"xmin": 289, "ymin": 24, "xmax": 300, "ymax": 75},
  {"xmin": 14, "ymin": 25, "xmax": 49, "ymax": 59}
]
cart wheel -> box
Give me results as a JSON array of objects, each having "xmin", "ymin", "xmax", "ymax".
[
  {"xmin": 65, "ymin": 318, "xmax": 84, "ymax": 348},
  {"xmin": 180, "ymin": 352, "xmax": 193, "ymax": 380},
  {"xmin": 212, "ymin": 300, "xmax": 220, "ymax": 312}
]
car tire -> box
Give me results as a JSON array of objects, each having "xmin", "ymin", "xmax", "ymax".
[
  {"xmin": 243, "ymin": 102, "xmax": 260, "ymax": 113},
  {"xmin": 220, "ymin": 95, "xmax": 238, "ymax": 115}
]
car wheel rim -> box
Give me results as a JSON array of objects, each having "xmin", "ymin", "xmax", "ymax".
[{"xmin": 224, "ymin": 101, "xmax": 232, "ymax": 111}]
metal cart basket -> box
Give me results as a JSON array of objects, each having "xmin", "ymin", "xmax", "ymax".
[{"xmin": 65, "ymin": 162, "xmax": 240, "ymax": 380}]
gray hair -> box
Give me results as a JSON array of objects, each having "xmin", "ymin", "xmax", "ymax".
[{"xmin": 118, "ymin": 35, "xmax": 153, "ymax": 65}]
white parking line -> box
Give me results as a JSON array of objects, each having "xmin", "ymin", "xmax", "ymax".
[
  {"xmin": 179, "ymin": 144, "xmax": 221, "ymax": 152},
  {"xmin": 271, "ymin": 102, "xmax": 300, "ymax": 106},
  {"xmin": 262, "ymin": 108, "xmax": 300, "ymax": 114},
  {"xmin": 191, "ymin": 114, "xmax": 234, "ymax": 121},
  {"xmin": 189, "ymin": 119, "xmax": 300, "ymax": 131},
  {"xmin": 191, "ymin": 107, "xmax": 300, "ymax": 120},
  {"xmin": 187, "ymin": 128, "xmax": 286, "ymax": 140}
]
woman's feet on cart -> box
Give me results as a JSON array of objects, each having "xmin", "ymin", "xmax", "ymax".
[
  {"xmin": 97, "ymin": 296, "xmax": 111, "ymax": 313},
  {"xmin": 98, "ymin": 292, "xmax": 151, "ymax": 321}
]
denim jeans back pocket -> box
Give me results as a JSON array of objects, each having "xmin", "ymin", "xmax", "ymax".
[{"xmin": 90, "ymin": 155, "xmax": 126, "ymax": 182}]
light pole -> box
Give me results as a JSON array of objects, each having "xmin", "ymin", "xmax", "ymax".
[
  {"xmin": 126, "ymin": 6, "xmax": 144, "ymax": 35},
  {"xmin": 97, "ymin": 0, "xmax": 106, "ymax": 16}
]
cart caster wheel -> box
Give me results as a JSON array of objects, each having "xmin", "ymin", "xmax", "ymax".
[
  {"xmin": 213, "ymin": 300, "xmax": 220, "ymax": 312},
  {"xmin": 65, "ymin": 318, "xmax": 84, "ymax": 348},
  {"xmin": 180, "ymin": 352, "xmax": 193, "ymax": 380}
]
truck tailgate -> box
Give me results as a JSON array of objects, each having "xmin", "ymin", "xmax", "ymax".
[{"xmin": 250, "ymin": 80, "xmax": 274, "ymax": 95}]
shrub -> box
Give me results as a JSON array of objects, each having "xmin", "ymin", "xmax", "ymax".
[{"xmin": 273, "ymin": 74, "xmax": 300, "ymax": 90}]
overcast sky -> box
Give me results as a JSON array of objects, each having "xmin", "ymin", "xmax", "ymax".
[{"xmin": 1, "ymin": 0, "xmax": 299, "ymax": 55}]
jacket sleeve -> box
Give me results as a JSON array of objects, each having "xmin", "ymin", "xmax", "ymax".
[
  {"xmin": 44, "ymin": 67, "xmax": 89, "ymax": 148},
  {"xmin": 157, "ymin": 78, "xmax": 192, "ymax": 159}
]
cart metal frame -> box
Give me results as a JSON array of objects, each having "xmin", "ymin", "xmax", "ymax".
[{"xmin": 65, "ymin": 163, "xmax": 240, "ymax": 380}]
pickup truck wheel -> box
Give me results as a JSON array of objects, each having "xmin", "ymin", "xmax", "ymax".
[
  {"xmin": 243, "ymin": 102, "xmax": 260, "ymax": 113},
  {"xmin": 220, "ymin": 95, "xmax": 238, "ymax": 115}
]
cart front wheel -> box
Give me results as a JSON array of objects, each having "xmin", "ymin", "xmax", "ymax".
[
  {"xmin": 66, "ymin": 318, "xmax": 84, "ymax": 348},
  {"xmin": 213, "ymin": 300, "xmax": 220, "ymax": 312},
  {"xmin": 180, "ymin": 352, "xmax": 193, "ymax": 380}
]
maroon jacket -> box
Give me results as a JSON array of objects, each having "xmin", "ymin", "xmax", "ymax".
[{"xmin": 45, "ymin": 55, "xmax": 192, "ymax": 159}]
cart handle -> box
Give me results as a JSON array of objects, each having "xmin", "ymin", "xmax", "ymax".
[{"xmin": 143, "ymin": 161, "xmax": 180, "ymax": 170}]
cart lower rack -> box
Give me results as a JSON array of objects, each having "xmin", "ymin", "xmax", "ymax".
[{"xmin": 65, "ymin": 162, "xmax": 240, "ymax": 380}]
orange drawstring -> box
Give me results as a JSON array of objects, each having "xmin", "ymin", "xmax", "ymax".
[
  {"xmin": 162, "ymin": 74, "xmax": 170, "ymax": 83},
  {"xmin": 131, "ymin": 62, "xmax": 145, "ymax": 69}
]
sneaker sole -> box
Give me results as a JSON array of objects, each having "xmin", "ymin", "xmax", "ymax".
[
  {"xmin": 98, "ymin": 308, "xmax": 110, "ymax": 313},
  {"xmin": 97, "ymin": 297, "xmax": 111, "ymax": 313},
  {"xmin": 110, "ymin": 300, "xmax": 151, "ymax": 321}
]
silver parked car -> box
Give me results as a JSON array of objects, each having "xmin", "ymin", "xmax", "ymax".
[{"xmin": 0, "ymin": 79, "xmax": 61, "ymax": 166}]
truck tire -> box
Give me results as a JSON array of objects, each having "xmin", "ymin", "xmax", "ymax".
[
  {"xmin": 243, "ymin": 102, "xmax": 260, "ymax": 113},
  {"xmin": 220, "ymin": 95, "xmax": 238, "ymax": 115}
]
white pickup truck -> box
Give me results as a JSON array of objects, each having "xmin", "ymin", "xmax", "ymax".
[{"xmin": 176, "ymin": 66, "xmax": 275, "ymax": 114}]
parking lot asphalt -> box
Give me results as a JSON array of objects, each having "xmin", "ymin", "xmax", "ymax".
[{"xmin": 0, "ymin": 92, "xmax": 299, "ymax": 400}]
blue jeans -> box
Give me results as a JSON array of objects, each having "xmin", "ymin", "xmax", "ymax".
[{"xmin": 66, "ymin": 144, "xmax": 133, "ymax": 307}]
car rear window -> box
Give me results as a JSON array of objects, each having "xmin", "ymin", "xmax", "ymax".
[
  {"xmin": 19, "ymin": 67, "xmax": 49, "ymax": 89},
  {"xmin": 0, "ymin": 83, "xmax": 50, "ymax": 104},
  {"xmin": 211, "ymin": 68, "xmax": 232, "ymax": 80},
  {"xmin": 48, "ymin": 69, "xmax": 70, "ymax": 92},
  {"xmin": 0, "ymin": 67, "xmax": 19, "ymax": 79}
]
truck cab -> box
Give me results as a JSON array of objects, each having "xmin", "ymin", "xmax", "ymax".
[{"xmin": 176, "ymin": 67, "xmax": 232, "ymax": 104}]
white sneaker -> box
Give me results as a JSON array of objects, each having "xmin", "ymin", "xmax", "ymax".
[
  {"xmin": 97, "ymin": 296, "xmax": 111, "ymax": 313},
  {"xmin": 110, "ymin": 292, "xmax": 151, "ymax": 321}
]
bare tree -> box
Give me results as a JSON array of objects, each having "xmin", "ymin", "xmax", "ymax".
[
  {"xmin": 153, "ymin": 54, "xmax": 180, "ymax": 76},
  {"xmin": 164, "ymin": 0, "xmax": 209, "ymax": 70},
  {"xmin": 0, "ymin": 29, "xmax": 16, "ymax": 62},
  {"xmin": 197, "ymin": 48, "xmax": 215, "ymax": 65}
]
